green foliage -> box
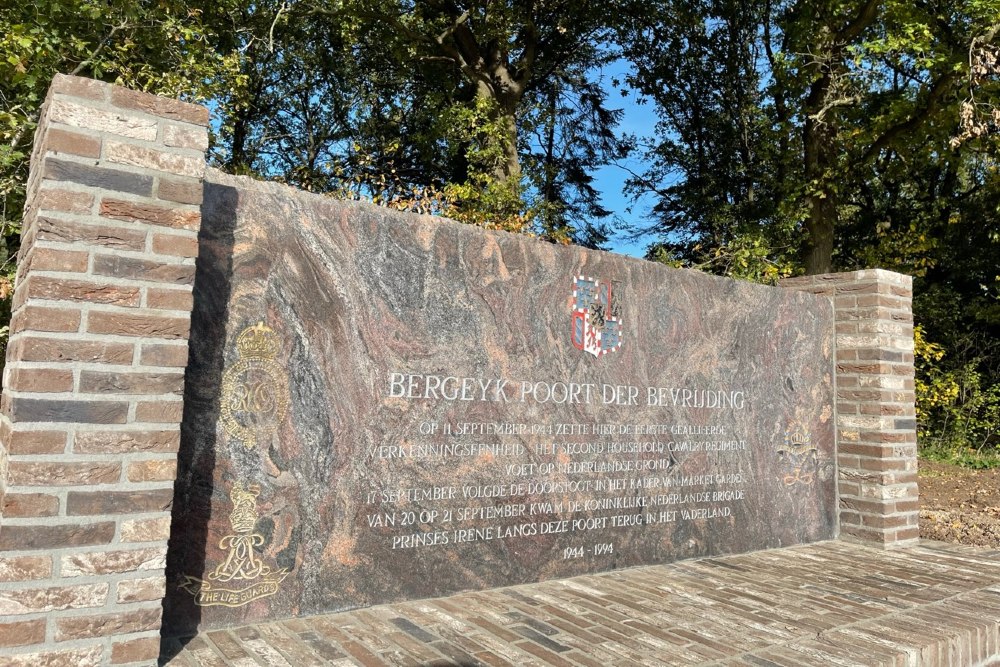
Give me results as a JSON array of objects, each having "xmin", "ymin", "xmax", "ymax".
[
  {"xmin": 916, "ymin": 310, "xmax": 1000, "ymax": 463},
  {"xmin": 0, "ymin": 0, "xmax": 235, "ymax": 373}
]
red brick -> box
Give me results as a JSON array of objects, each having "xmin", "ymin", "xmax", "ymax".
[
  {"xmin": 1, "ymin": 492, "xmax": 60, "ymax": 517},
  {"xmin": 36, "ymin": 187, "xmax": 94, "ymax": 214},
  {"xmin": 79, "ymin": 370, "xmax": 185, "ymax": 395},
  {"xmin": 116, "ymin": 578, "xmax": 167, "ymax": 604},
  {"xmin": 13, "ymin": 336, "xmax": 134, "ymax": 364},
  {"xmin": 860, "ymin": 403, "xmax": 909, "ymax": 416},
  {"xmin": 0, "ymin": 645, "xmax": 102, "ymax": 667},
  {"xmin": 894, "ymin": 499, "xmax": 921, "ymax": 513},
  {"xmin": 890, "ymin": 284, "xmax": 912, "ymax": 297},
  {"xmin": 840, "ymin": 497, "xmax": 892, "ymax": 514},
  {"xmin": 147, "ymin": 287, "xmax": 194, "ymax": 311},
  {"xmin": 838, "ymin": 442, "xmax": 893, "ymax": 457},
  {"xmin": 157, "ymin": 176, "xmax": 203, "ymax": 205},
  {"xmin": 111, "ymin": 86, "xmax": 209, "ymax": 125},
  {"xmin": 834, "ymin": 296, "xmax": 858, "ymax": 309},
  {"xmin": 857, "ymin": 294, "xmax": 905, "ymax": 308},
  {"xmin": 10, "ymin": 305, "xmax": 81, "ymax": 334},
  {"xmin": 152, "ymin": 232, "xmax": 199, "ymax": 258},
  {"xmin": 135, "ymin": 401, "xmax": 184, "ymax": 423},
  {"xmin": 7, "ymin": 461, "xmax": 121, "ymax": 486},
  {"xmin": 861, "ymin": 513, "xmax": 914, "ymax": 529},
  {"xmin": 3, "ymin": 428, "xmax": 67, "ymax": 455},
  {"xmin": 4, "ymin": 367, "xmax": 74, "ymax": 392},
  {"xmin": 891, "ymin": 526, "xmax": 920, "ymax": 541},
  {"xmin": 120, "ymin": 517, "xmax": 172, "ymax": 543},
  {"xmin": 105, "ymin": 139, "xmax": 203, "ymax": 178},
  {"xmin": 838, "ymin": 480, "xmax": 861, "ymax": 497},
  {"xmin": 93, "ymin": 252, "xmax": 195, "ymax": 284},
  {"xmin": 100, "ymin": 197, "xmax": 200, "ymax": 230},
  {"xmin": 21, "ymin": 275, "xmax": 140, "ymax": 306},
  {"xmin": 55, "ymin": 606, "xmax": 162, "ymax": 641},
  {"xmin": 835, "ymin": 281, "xmax": 878, "ymax": 295},
  {"xmin": 9, "ymin": 397, "xmax": 129, "ymax": 424},
  {"xmin": 162, "ymin": 123, "xmax": 209, "ymax": 150},
  {"xmin": 67, "ymin": 488, "xmax": 174, "ymax": 515},
  {"xmin": 0, "ymin": 522, "xmax": 116, "ymax": 550},
  {"xmin": 23, "ymin": 246, "xmax": 89, "ymax": 273},
  {"xmin": 50, "ymin": 74, "xmax": 108, "ymax": 100},
  {"xmin": 0, "ymin": 582, "xmax": 109, "ymax": 615},
  {"xmin": 839, "ymin": 524, "xmax": 885, "ymax": 543},
  {"xmin": 127, "ymin": 459, "xmax": 177, "ymax": 482},
  {"xmin": 0, "ymin": 618, "xmax": 47, "ymax": 647},
  {"xmin": 836, "ymin": 362, "xmax": 888, "ymax": 375},
  {"xmin": 856, "ymin": 348, "xmax": 906, "ymax": 362},
  {"xmin": 87, "ymin": 311, "xmax": 190, "ymax": 338},
  {"xmin": 140, "ymin": 342, "xmax": 189, "ymax": 367},
  {"xmin": 45, "ymin": 127, "xmax": 102, "ymax": 158},
  {"xmin": 0, "ymin": 556, "xmax": 53, "ymax": 582},
  {"xmin": 73, "ymin": 429, "xmax": 180, "ymax": 454},
  {"xmin": 61, "ymin": 547, "xmax": 166, "ymax": 577},
  {"xmin": 35, "ymin": 216, "xmax": 146, "ymax": 251},
  {"xmin": 857, "ymin": 456, "xmax": 911, "ymax": 473},
  {"xmin": 112, "ymin": 636, "xmax": 161, "ymax": 664},
  {"xmin": 43, "ymin": 157, "xmax": 153, "ymax": 196}
]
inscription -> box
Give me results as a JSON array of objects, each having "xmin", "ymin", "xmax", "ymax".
[
  {"xmin": 371, "ymin": 366, "xmax": 756, "ymax": 554},
  {"xmin": 388, "ymin": 373, "xmax": 747, "ymax": 409}
]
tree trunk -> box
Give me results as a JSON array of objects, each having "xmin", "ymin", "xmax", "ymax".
[
  {"xmin": 500, "ymin": 110, "xmax": 521, "ymax": 182},
  {"xmin": 803, "ymin": 195, "xmax": 836, "ymax": 274},
  {"xmin": 802, "ymin": 68, "xmax": 837, "ymax": 275},
  {"xmin": 472, "ymin": 73, "xmax": 522, "ymax": 184}
]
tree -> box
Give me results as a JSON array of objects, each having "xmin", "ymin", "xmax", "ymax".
[
  {"xmin": 622, "ymin": 0, "xmax": 1000, "ymax": 275},
  {"xmin": 292, "ymin": 0, "xmax": 633, "ymax": 239},
  {"xmin": 0, "ymin": 0, "xmax": 233, "ymax": 342}
]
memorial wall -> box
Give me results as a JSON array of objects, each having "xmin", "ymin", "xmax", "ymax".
[{"xmin": 163, "ymin": 170, "xmax": 837, "ymax": 634}]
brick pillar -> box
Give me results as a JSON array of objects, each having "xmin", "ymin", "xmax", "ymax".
[
  {"xmin": 781, "ymin": 269, "xmax": 919, "ymax": 548},
  {"xmin": 0, "ymin": 75, "xmax": 207, "ymax": 666}
]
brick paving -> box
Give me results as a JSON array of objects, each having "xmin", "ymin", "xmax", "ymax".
[{"xmin": 162, "ymin": 540, "xmax": 1000, "ymax": 666}]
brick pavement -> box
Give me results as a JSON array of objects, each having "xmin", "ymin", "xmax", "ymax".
[{"xmin": 161, "ymin": 540, "xmax": 1000, "ymax": 666}]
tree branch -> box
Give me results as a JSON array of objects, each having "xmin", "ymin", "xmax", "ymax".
[
  {"xmin": 862, "ymin": 69, "xmax": 962, "ymax": 162},
  {"xmin": 70, "ymin": 19, "xmax": 127, "ymax": 76},
  {"xmin": 836, "ymin": 0, "xmax": 882, "ymax": 45}
]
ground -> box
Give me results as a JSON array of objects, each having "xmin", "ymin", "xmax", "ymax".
[{"xmin": 919, "ymin": 458, "xmax": 1000, "ymax": 547}]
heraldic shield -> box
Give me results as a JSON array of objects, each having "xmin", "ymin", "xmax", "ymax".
[{"xmin": 571, "ymin": 275, "xmax": 623, "ymax": 357}]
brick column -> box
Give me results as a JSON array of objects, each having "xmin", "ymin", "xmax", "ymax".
[
  {"xmin": 0, "ymin": 75, "xmax": 207, "ymax": 666},
  {"xmin": 781, "ymin": 269, "xmax": 918, "ymax": 548}
]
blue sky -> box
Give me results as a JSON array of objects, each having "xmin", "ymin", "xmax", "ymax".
[{"xmin": 590, "ymin": 60, "xmax": 661, "ymax": 258}]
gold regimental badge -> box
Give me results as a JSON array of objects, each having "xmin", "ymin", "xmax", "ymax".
[
  {"xmin": 179, "ymin": 482, "xmax": 289, "ymax": 607},
  {"xmin": 777, "ymin": 423, "xmax": 818, "ymax": 486},
  {"xmin": 220, "ymin": 322, "xmax": 289, "ymax": 449}
]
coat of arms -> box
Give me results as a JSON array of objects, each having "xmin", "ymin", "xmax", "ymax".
[
  {"xmin": 571, "ymin": 275, "xmax": 623, "ymax": 357},
  {"xmin": 179, "ymin": 482, "xmax": 290, "ymax": 607}
]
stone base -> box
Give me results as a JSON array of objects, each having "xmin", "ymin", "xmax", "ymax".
[{"xmin": 162, "ymin": 539, "xmax": 1000, "ymax": 666}]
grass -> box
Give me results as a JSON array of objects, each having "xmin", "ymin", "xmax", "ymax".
[{"xmin": 919, "ymin": 444, "xmax": 1000, "ymax": 470}]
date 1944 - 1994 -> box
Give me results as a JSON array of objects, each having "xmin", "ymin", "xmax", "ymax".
[{"xmin": 564, "ymin": 543, "xmax": 614, "ymax": 559}]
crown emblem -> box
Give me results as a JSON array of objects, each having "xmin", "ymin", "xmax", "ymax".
[
  {"xmin": 236, "ymin": 322, "xmax": 280, "ymax": 360},
  {"xmin": 782, "ymin": 427, "xmax": 812, "ymax": 454},
  {"xmin": 228, "ymin": 482, "xmax": 260, "ymax": 534}
]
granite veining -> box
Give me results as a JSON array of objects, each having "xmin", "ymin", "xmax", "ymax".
[{"xmin": 163, "ymin": 169, "xmax": 837, "ymax": 634}]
